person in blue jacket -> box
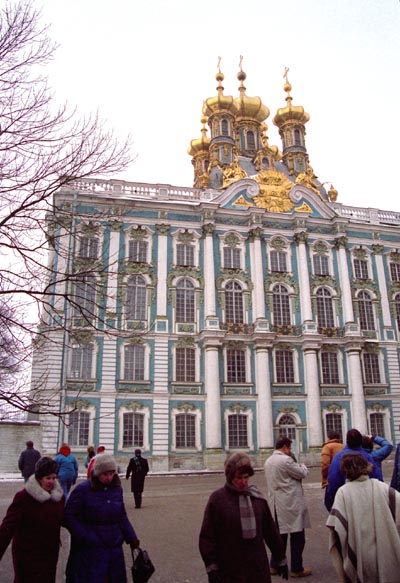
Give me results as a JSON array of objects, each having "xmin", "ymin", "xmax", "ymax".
[
  {"xmin": 391, "ymin": 442, "xmax": 400, "ymax": 491},
  {"xmin": 64, "ymin": 453, "xmax": 140, "ymax": 583},
  {"xmin": 55, "ymin": 443, "xmax": 79, "ymax": 497},
  {"xmin": 324, "ymin": 428, "xmax": 380, "ymax": 511},
  {"xmin": 361, "ymin": 434, "xmax": 393, "ymax": 480}
]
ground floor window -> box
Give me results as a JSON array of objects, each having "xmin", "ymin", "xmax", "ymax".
[
  {"xmin": 175, "ymin": 413, "xmax": 196, "ymax": 448},
  {"xmin": 228, "ymin": 413, "xmax": 248, "ymax": 448},
  {"xmin": 325, "ymin": 412, "xmax": 343, "ymax": 442}
]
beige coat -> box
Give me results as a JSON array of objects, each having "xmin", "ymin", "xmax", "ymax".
[{"xmin": 264, "ymin": 450, "xmax": 311, "ymax": 534}]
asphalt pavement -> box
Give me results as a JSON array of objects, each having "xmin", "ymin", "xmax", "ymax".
[{"xmin": 0, "ymin": 462, "xmax": 395, "ymax": 582}]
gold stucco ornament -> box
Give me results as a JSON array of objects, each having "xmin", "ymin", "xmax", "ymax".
[
  {"xmin": 253, "ymin": 170, "xmax": 294, "ymax": 212},
  {"xmin": 222, "ymin": 159, "xmax": 248, "ymax": 187}
]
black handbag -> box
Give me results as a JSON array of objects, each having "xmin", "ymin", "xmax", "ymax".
[{"xmin": 131, "ymin": 547, "xmax": 155, "ymax": 583}]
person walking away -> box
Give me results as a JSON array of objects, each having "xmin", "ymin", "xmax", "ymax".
[
  {"xmin": 199, "ymin": 452, "xmax": 288, "ymax": 582},
  {"xmin": 0, "ymin": 457, "xmax": 64, "ymax": 582},
  {"xmin": 321, "ymin": 430, "xmax": 344, "ymax": 488},
  {"xmin": 327, "ymin": 453, "xmax": 400, "ymax": 583},
  {"xmin": 55, "ymin": 443, "xmax": 79, "ymax": 497},
  {"xmin": 264, "ymin": 436, "xmax": 312, "ymax": 578},
  {"xmin": 86, "ymin": 445, "xmax": 105, "ymax": 478},
  {"xmin": 126, "ymin": 448, "xmax": 149, "ymax": 508},
  {"xmin": 64, "ymin": 453, "xmax": 140, "ymax": 582},
  {"xmin": 325, "ymin": 428, "xmax": 381, "ymax": 511},
  {"xmin": 18, "ymin": 440, "xmax": 41, "ymax": 482},
  {"xmin": 361, "ymin": 433, "xmax": 393, "ymax": 480},
  {"xmin": 84, "ymin": 445, "xmax": 95, "ymax": 470}
]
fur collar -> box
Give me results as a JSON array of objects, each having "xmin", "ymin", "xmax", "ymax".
[{"xmin": 25, "ymin": 474, "xmax": 64, "ymax": 503}]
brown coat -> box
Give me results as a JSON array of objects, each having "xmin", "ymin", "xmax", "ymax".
[
  {"xmin": 199, "ymin": 484, "xmax": 285, "ymax": 583},
  {"xmin": 321, "ymin": 439, "xmax": 344, "ymax": 487}
]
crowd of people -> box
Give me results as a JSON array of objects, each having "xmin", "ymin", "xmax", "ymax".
[{"xmin": 1, "ymin": 432, "xmax": 400, "ymax": 582}]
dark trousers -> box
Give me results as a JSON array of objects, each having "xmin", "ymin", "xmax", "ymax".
[
  {"xmin": 270, "ymin": 530, "xmax": 305, "ymax": 573},
  {"xmin": 133, "ymin": 490, "xmax": 143, "ymax": 508}
]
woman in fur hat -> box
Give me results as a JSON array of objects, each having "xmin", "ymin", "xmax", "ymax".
[
  {"xmin": 0, "ymin": 456, "xmax": 64, "ymax": 582},
  {"xmin": 64, "ymin": 453, "xmax": 140, "ymax": 582},
  {"xmin": 199, "ymin": 452, "xmax": 288, "ymax": 583}
]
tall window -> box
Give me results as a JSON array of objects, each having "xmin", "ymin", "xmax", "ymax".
[
  {"xmin": 70, "ymin": 345, "xmax": 93, "ymax": 379},
  {"xmin": 247, "ymin": 131, "xmax": 255, "ymax": 149},
  {"xmin": 73, "ymin": 275, "xmax": 96, "ymax": 323},
  {"xmin": 358, "ymin": 291, "xmax": 375, "ymax": 331},
  {"xmin": 313, "ymin": 254, "xmax": 329, "ymax": 276},
  {"xmin": 79, "ymin": 236, "xmax": 98, "ymax": 259},
  {"xmin": 225, "ymin": 281, "xmax": 244, "ymax": 324},
  {"xmin": 275, "ymin": 350, "xmax": 294, "ymax": 383},
  {"xmin": 176, "ymin": 347, "xmax": 195, "ymax": 382},
  {"xmin": 128, "ymin": 240, "xmax": 148, "ymax": 263},
  {"xmin": 228, "ymin": 414, "xmax": 248, "ymax": 448},
  {"xmin": 176, "ymin": 413, "xmax": 196, "ymax": 448},
  {"xmin": 123, "ymin": 412, "xmax": 144, "ymax": 448},
  {"xmin": 224, "ymin": 247, "xmax": 241, "ymax": 269},
  {"xmin": 270, "ymin": 250, "xmax": 287, "ymax": 273},
  {"xmin": 363, "ymin": 352, "xmax": 381, "ymax": 384},
  {"xmin": 395, "ymin": 293, "xmax": 400, "ymax": 329},
  {"xmin": 370, "ymin": 412, "xmax": 385, "ymax": 437},
  {"xmin": 227, "ymin": 349, "xmax": 246, "ymax": 383},
  {"xmin": 390, "ymin": 263, "xmax": 400, "ymax": 282},
  {"xmin": 278, "ymin": 414, "xmax": 296, "ymax": 440},
  {"xmin": 176, "ymin": 243, "xmax": 194, "ymax": 267},
  {"xmin": 68, "ymin": 410, "xmax": 90, "ymax": 446},
  {"xmin": 272, "ymin": 284, "xmax": 291, "ymax": 326},
  {"xmin": 316, "ymin": 287, "xmax": 335, "ymax": 328},
  {"xmin": 354, "ymin": 258, "xmax": 369, "ymax": 280},
  {"xmin": 176, "ymin": 279, "xmax": 195, "ymax": 323},
  {"xmin": 124, "ymin": 344, "xmax": 145, "ymax": 381},
  {"xmin": 325, "ymin": 413, "xmax": 343, "ymax": 442},
  {"xmin": 221, "ymin": 119, "xmax": 229, "ymax": 136},
  {"xmin": 294, "ymin": 129, "xmax": 301, "ymax": 146},
  {"xmin": 321, "ymin": 352, "xmax": 339, "ymax": 384},
  {"xmin": 126, "ymin": 275, "xmax": 147, "ymax": 320}
]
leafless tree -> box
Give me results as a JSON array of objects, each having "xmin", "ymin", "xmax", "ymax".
[{"xmin": 0, "ymin": 1, "xmax": 134, "ymax": 415}]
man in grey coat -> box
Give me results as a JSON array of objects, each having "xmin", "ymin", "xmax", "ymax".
[
  {"xmin": 264, "ymin": 436, "xmax": 312, "ymax": 578},
  {"xmin": 18, "ymin": 440, "xmax": 41, "ymax": 482}
]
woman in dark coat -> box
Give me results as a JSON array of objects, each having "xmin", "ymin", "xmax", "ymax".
[
  {"xmin": 126, "ymin": 448, "xmax": 149, "ymax": 508},
  {"xmin": 64, "ymin": 453, "xmax": 140, "ymax": 582},
  {"xmin": 199, "ymin": 452, "xmax": 288, "ymax": 583},
  {"xmin": 0, "ymin": 457, "xmax": 64, "ymax": 582}
]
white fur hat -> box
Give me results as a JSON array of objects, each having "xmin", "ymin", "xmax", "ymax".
[{"xmin": 93, "ymin": 453, "xmax": 117, "ymax": 476}]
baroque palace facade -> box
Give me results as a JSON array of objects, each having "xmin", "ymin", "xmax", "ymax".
[{"xmin": 31, "ymin": 64, "xmax": 400, "ymax": 470}]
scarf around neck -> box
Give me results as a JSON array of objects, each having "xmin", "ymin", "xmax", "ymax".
[{"xmin": 227, "ymin": 483, "xmax": 266, "ymax": 539}]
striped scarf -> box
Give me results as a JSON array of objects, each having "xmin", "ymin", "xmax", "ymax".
[{"xmin": 227, "ymin": 483, "xmax": 266, "ymax": 539}]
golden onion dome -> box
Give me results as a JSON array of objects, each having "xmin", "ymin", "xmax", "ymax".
[
  {"xmin": 187, "ymin": 115, "xmax": 210, "ymax": 157},
  {"xmin": 202, "ymin": 59, "xmax": 239, "ymax": 118},
  {"xmin": 273, "ymin": 72, "xmax": 310, "ymax": 127},
  {"xmin": 234, "ymin": 59, "xmax": 269, "ymax": 122}
]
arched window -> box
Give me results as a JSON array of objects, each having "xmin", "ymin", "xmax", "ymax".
[
  {"xmin": 278, "ymin": 414, "xmax": 296, "ymax": 440},
  {"xmin": 228, "ymin": 414, "xmax": 248, "ymax": 448},
  {"xmin": 221, "ymin": 119, "xmax": 229, "ymax": 136},
  {"xmin": 176, "ymin": 278, "xmax": 195, "ymax": 323},
  {"xmin": 358, "ymin": 290, "xmax": 375, "ymax": 331},
  {"xmin": 272, "ymin": 284, "xmax": 291, "ymax": 326},
  {"xmin": 294, "ymin": 129, "xmax": 301, "ymax": 146},
  {"xmin": 395, "ymin": 293, "xmax": 400, "ymax": 329},
  {"xmin": 176, "ymin": 413, "xmax": 196, "ymax": 448},
  {"xmin": 74, "ymin": 275, "xmax": 96, "ymax": 324},
  {"xmin": 261, "ymin": 157, "xmax": 270, "ymax": 170},
  {"xmin": 316, "ymin": 287, "xmax": 335, "ymax": 328},
  {"xmin": 126, "ymin": 275, "xmax": 147, "ymax": 320},
  {"xmin": 225, "ymin": 281, "xmax": 244, "ymax": 324},
  {"xmin": 325, "ymin": 413, "xmax": 343, "ymax": 442},
  {"xmin": 247, "ymin": 131, "xmax": 255, "ymax": 149},
  {"xmin": 176, "ymin": 346, "xmax": 195, "ymax": 382}
]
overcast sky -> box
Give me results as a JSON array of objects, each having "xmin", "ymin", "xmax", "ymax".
[{"xmin": 40, "ymin": 0, "xmax": 400, "ymax": 212}]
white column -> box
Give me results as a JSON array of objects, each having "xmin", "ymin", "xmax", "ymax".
[
  {"xmin": 156, "ymin": 224, "xmax": 169, "ymax": 317},
  {"xmin": 346, "ymin": 346, "xmax": 368, "ymax": 433},
  {"xmin": 249, "ymin": 228, "xmax": 266, "ymax": 320},
  {"xmin": 255, "ymin": 345, "xmax": 274, "ymax": 448},
  {"xmin": 303, "ymin": 346, "xmax": 323, "ymax": 446},
  {"xmin": 373, "ymin": 246, "xmax": 391, "ymax": 327},
  {"xmin": 204, "ymin": 343, "xmax": 221, "ymax": 448},
  {"xmin": 203, "ymin": 224, "xmax": 216, "ymax": 317},
  {"xmin": 106, "ymin": 225, "xmax": 121, "ymax": 314},
  {"xmin": 294, "ymin": 232, "xmax": 313, "ymax": 322},
  {"xmin": 335, "ymin": 237, "xmax": 354, "ymax": 324}
]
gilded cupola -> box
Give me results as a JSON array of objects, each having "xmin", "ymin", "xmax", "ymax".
[
  {"xmin": 273, "ymin": 68, "xmax": 310, "ymax": 175},
  {"xmin": 188, "ymin": 114, "xmax": 211, "ymax": 188},
  {"xmin": 234, "ymin": 58, "xmax": 269, "ymax": 123}
]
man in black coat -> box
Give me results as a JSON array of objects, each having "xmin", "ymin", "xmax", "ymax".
[
  {"xmin": 126, "ymin": 449, "xmax": 149, "ymax": 508},
  {"xmin": 18, "ymin": 440, "xmax": 41, "ymax": 481}
]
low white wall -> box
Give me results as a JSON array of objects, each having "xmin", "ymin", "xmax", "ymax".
[{"xmin": 0, "ymin": 421, "xmax": 41, "ymax": 474}]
